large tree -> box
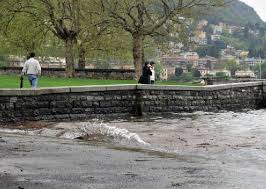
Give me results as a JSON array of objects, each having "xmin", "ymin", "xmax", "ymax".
[
  {"xmin": 1, "ymin": 0, "xmax": 87, "ymax": 77},
  {"xmin": 100, "ymin": 0, "xmax": 226, "ymax": 79},
  {"xmin": 0, "ymin": 12, "xmax": 55, "ymax": 56},
  {"xmin": 76, "ymin": 4, "xmax": 113, "ymax": 69},
  {"xmin": 81, "ymin": 28, "xmax": 133, "ymax": 67},
  {"xmin": 1, "ymin": 0, "xmax": 117, "ymax": 73}
]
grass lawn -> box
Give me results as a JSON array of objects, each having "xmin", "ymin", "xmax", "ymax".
[{"xmin": 0, "ymin": 74, "xmax": 201, "ymax": 88}]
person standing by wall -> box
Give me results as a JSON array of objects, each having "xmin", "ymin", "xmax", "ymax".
[
  {"xmin": 139, "ymin": 61, "xmax": 152, "ymax": 84},
  {"xmin": 21, "ymin": 52, "xmax": 41, "ymax": 88},
  {"xmin": 150, "ymin": 61, "xmax": 155, "ymax": 84}
]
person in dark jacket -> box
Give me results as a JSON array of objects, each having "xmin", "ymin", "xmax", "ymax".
[{"xmin": 139, "ymin": 61, "xmax": 152, "ymax": 84}]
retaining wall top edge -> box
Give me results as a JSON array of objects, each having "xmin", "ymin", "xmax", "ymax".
[
  {"xmin": 205, "ymin": 82, "xmax": 263, "ymax": 90},
  {"xmin": 0, "ymin": 87, "xmax": 71, "ymax": 96},
  {"xmin": 0, "ymin": 89, "xmax": 40, "ymax": 96},
  {"xmin": 105, "ymin": 85, "xmax": 137, "ymax": 91},
  {"xmin": 0, "ymin": 82, "xmax": 263, "ymax": 96},
  {"xmin": 136, "ymin": 84, "xmax": 206, "ymax": 91},
  {"xmin": 70, "ymin": 84, "xmax": 137, "ymax": 93},
  {"xmin": 137, "ymin": 82, "xmax": 263, "ymax": 91},
  {"xmin": 37, "ymin": 87, "xmax": 71, "ymax": 95},
  {"xmin": 229, "ymin": 82, "xmax": 263, "ymax": 88},
  {"xmin": 262, "ymin": 80, "xmax": 266, "ymax": 85}
]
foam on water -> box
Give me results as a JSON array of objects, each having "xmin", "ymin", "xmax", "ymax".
[
  {"xmin": 60, "ymin": 122, "xmax": 150, "ymax": 146},
  {"xmin": 0, "ymin": 121, "xmax": 149, "ymax": 147},
  {"xmin": 0, "ymin": 129, "xmax": 40, "ymax": 136}
]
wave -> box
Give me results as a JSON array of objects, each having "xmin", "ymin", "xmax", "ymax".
[
  {"xmin": 0, "ymin": 121, "xmax": 149, "ymax": 147},
  {"xmin": 60, "ymin": 122, "xmax": 150, "ymax": 146}
]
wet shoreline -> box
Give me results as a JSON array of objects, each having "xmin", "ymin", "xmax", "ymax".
[
  {"xmin": 1, "ymin": 110, "xmax": 266, "ymax": 154},
  {"xmin": 1, "ymin": 110, "xmax": 266, "ymax": 188}
]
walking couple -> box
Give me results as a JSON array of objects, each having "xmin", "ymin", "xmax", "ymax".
[{"xmin": 138, "ymin": 61, "xmax": 155, "ymax": 84}]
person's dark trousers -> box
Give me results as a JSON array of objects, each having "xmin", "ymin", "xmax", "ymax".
[{"xmin": 151, "ymin": 80, "xmax": 155, "ymax": 84}]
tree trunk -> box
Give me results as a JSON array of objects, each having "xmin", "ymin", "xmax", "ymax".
[
  {"xmin": 65, "ymin": 38, "xmax": 76, "ymax": 77},
  {"xmin": 132, "ymin": 34, "xmax": 144, "ymax": 80},
  {"xmin": 78, "ymin": 45, "xmax": 86, "ymax": 69}
]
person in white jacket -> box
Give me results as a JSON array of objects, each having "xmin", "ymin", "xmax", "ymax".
[
  {"xmin": 150, "ymin": 61, "xmax": 156, "ymax": 84},
  {"xmin": 21, "ymin": 52, "xmax": 41, "ymax": 88}
]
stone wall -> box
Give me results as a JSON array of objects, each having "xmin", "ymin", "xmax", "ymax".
[
  {"xmin": 0, "ymin": 82, "xmax": 265, "ymax": 122},
  {"xmin": 0, "ymin": 67, "xmax": 135, "ymax": 80},
  {"xmin": 138, "ymin": 83, "xmax": 264, "ymax": 113}
]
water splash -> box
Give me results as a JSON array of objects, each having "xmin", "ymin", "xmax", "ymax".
[
  {"xmin": 60, "ymin": 122, "xmax": 150, "ymax": 146},
  {"xmin": 0, "ymin": 120, "xmax": 149, "ymax": 147}
]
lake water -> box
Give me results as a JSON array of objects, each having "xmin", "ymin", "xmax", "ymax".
[{"xmin": 1, "ymin": 110, "xmax": 266, "ymax": 188}]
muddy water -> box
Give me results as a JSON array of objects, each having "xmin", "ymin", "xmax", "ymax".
[
  {"xmin": 1, "ymin": 110, "xmax": 266, "ymax": 155},
  {"xmin": 1, "ymin": 110, "xmax": 266, "ymax": 188},
  {"xmin": 108, "ymin": 110, "xmax": 266, "ymax": 154}
]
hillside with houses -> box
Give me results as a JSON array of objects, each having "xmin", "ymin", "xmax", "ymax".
[{"xmin": 160, "ymin": 0, "xmax": 266, "ymax": 81}]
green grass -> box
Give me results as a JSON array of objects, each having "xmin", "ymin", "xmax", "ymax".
[{"xmin": 0, "ymin": 74, "xmax": 201, "ymax": 88}]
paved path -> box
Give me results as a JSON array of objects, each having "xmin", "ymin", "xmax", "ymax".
[{"xmin": 0, "ymin": 133, "xmax": 266, "ymax": 189}]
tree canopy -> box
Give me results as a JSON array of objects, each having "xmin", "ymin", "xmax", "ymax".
[{"xmin": 0, "ymin": 0, "xmax": 228, "ymax": 78}]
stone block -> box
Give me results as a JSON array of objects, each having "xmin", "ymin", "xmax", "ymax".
[
  {"xmin": 111, "ymin": 100, "xmax": 123, "ymax": 107},
  {"xmin": 86, "ymin": 96, "xmax": 95, "ymax": 101},
  {"xmin": 50, "ymin": 101, "xmax": 71, "ymax": 108},
  {"xmin": 94, "ymin": 96, "xmax": 105, "ymax": 101},
  {"xmin": 80, "ymin": 101, "xmax": 93, "ymax": 108},
  {"xmin": 36, "ymin": 101, "xmax": 50, "ymax": 108},
  {"xmin": 72, "ymin": 108, "xmax": 84, "ymax": 114},
  {"xmin": 38, "ymin": 108, "xmax": 52, "ymax": 115},
  {"xmin": 73, "ymin": 101, "xmax": 81, "ymax": 108},
  {"xmin": 54, "ymin": 95, "xmax": 69, "ymax": 101},
  {"xmin": 84, "ymin": 108, "xmax": 94, "ymax": 113},
  {"xmin": 52, "ymin": 108, "xmax": 71, "ymax": 114},
  {"xmin": 0, "ymin": 104, "xmax": 5, "ymax": 110},
  {"xmin": 99, "ymin": 101, "xmax": 112, "ymax": 107},
  {"xmin": 54, "ymin": 114, "xmax": 70, "ymax": 120}
]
